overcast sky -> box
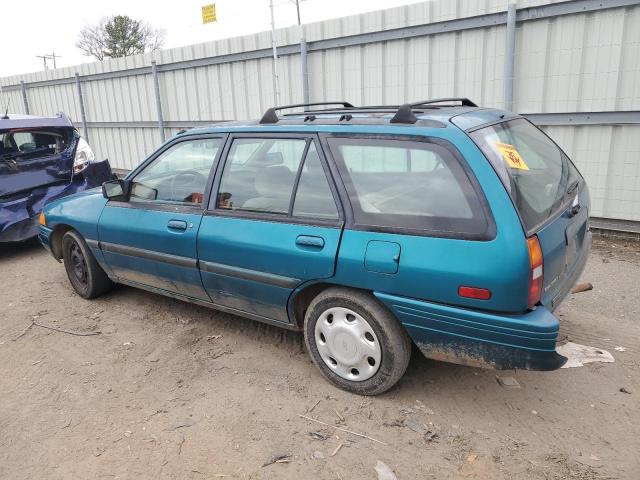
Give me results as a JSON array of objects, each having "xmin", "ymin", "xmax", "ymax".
[{"xmin": 1, "ymin": 0, "xmax": 427, "ymax": 77}]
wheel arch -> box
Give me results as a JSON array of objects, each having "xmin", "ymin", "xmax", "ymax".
[
  {"xmin": 288, "ymin": 282, "xmax": 378, "ymax": 329},
  {"xmin": 50, "ymin": 224, "xmax": 74, "ymax": 259}
]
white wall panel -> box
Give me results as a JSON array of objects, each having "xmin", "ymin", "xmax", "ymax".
[{"xmin": 0, "ymin": 0, "xmax": 638, "ymax": 223}]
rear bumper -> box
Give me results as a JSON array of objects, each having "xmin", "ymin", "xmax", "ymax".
[
  {"xmin": 375, "ymin": 292, "xmax": 566, "ymax": 371},
  {"xmin": 0, "ymin": 213, "xmax": 40, "ymax": 242},
  {"xmin": 1, "ymin": 160, "xmax": 113, "ymax": 243},
  {"xmin": 1, "ymin": 183, "xmax": 79, "ymax": 243}
]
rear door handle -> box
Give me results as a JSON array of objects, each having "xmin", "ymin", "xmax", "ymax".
[
  {"xmin": 296, "ymin": 235, "xmax": 325, "ymax": 249},
  {"xmin": 167, "ymin": 219, "xmax": 188, "ymax": 231}
]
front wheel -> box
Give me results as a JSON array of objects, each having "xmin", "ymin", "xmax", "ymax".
[
  {"xmin": 304, "ymin": 288, "xmax": 412, "ymax": 395},
  {"xmin": 62, "ymin": 230, "xmax": 113, "ymax": 299}
]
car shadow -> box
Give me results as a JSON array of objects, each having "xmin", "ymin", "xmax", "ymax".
[
  {"xmin": 0, "ymin": 238, "xmax": 45, "ymax": 262},
  {"xmin": 109, "ymin": 283, "xmax": 492, "ymax": 396}
]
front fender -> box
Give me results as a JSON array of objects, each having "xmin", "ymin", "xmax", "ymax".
[{"xmin": 44, "ymin": 188, "xmax": 108, "ymax": 241}]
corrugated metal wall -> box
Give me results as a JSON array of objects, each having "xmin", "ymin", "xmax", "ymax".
[{"xmin": 1, "ymin": 0, "xmax": 639, "ymax": 223}]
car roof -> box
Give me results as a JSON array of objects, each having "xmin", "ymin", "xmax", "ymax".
[
  {"xmin": 0, "ymin": 113, "xmax": 73, "ymax": 131},
  {"xmin": 183, "ymin": 105, "xmax": 519, "ymax": 138}
]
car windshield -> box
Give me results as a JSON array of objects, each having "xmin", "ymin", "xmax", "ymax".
[{"xmin": 470, "ymin": 118, "xmax": 581, "ymax": 234}]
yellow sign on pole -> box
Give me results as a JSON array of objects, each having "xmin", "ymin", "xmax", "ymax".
[{"xmin": 202, "ymin": 4, "xmax": 217, "ymax": 24}]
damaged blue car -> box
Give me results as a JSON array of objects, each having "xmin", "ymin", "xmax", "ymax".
[{"xmin": 0, "ymin": 113, "xmax": 113, "ymax": 242}]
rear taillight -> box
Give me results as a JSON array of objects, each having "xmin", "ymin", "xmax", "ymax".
[
  {"xmin": 73, "ymin": 137, "xmax": 95, "ymax": 174},
  {"xmin": 527, "ymin": 235, "xmax": 543, "ymax": 308}
]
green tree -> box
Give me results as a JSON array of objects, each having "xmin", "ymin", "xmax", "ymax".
[{"xmin": 76, "ymin": 15, "xmax": 164, "ymax": 61}]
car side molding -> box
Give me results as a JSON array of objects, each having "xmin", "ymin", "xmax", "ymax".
[
  {"xmin": 100, "ymin": 242, "xmax": 197, "ymax": 269},
  {"xmin": 199, "ymin": 260, "xmax": 301, "ymax": 289}
]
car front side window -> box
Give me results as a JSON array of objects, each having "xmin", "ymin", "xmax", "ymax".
[{"xmin": 130, "ymin": 138, "xmax": 221, "ymax": 205}]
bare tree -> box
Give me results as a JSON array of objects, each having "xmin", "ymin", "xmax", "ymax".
[
  {"xmin": 76, "ymin": 18, "xmax": 109, "ymax": 61},
  {"xmin": 76, "ymin": 15, "xmax": 165, "ymax": 61}
]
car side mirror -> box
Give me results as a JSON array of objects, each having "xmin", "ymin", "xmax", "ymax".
[{"xmin": 102, "ymin": 179, "xmax": 130, "ymax": 201}]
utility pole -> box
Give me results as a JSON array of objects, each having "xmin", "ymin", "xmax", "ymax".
[
  {"xmin": 503, "ymin": 3, "xmax": 516, "ymax": 112},
  {"xmin": 291, "ymin": 0, "xmax": 310, "ymax": 106},
  {"xmin": 36, "ymin": 52, "xmax": 62, "ymax": 71},
  {"xmin": 36, "ymin": 54, "xmax": 49, "ymax": 70},
  {"xmin": 49, "ymin": 52, "xmax": 61, "ymax": 69},
  {"xmin": 293, "ymin": 0, "xmax": 302, "ymax": 25},
  {"xmin": 269, "ymin": 0, "xmax": 281, "ymax": 105}
]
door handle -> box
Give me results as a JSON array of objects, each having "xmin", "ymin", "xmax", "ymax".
[
  {"xmin": 167, "ymin": 219, "xmax": 188, "ymax": 231},
  {"xmin": 296, "ymin": 235, "xmax": 325, "ymax": 249}
]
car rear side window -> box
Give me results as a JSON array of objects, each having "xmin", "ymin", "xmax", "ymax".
[
  {"xmin": 217, "ymin": 138, "xmax": 307, "ymax": 215},
  {"xmin": 327, "ymin": 137, "xmax": 490, "ymax": 237},
  {"xmin": 292, "ymin": 143, "xmax": 339, "ymax": 220},
  {"xmin": 216, "ymin": 138, "xmax": 340, "ymax": 221}
]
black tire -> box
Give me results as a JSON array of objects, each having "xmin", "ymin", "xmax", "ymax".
[
  {"xmin": 304, "ymin": 287, "xmax": 412, "ymax": 396},
  {"xmin": 62, "ymin": 230, "xmax": 113, "ymax": 299}
]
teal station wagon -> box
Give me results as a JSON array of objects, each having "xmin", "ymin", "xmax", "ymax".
[{"xmin": 39, "ymin": 99, "xmax": 591, "ymax": 395}]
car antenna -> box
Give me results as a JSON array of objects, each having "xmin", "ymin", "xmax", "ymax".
[{"xmin": 1, "ymin": 99, "xmax": 9, "ymax": 119}]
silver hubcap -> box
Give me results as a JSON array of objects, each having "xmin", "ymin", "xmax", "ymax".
[{"xmin": 314, "ymin": 307, "xmax": 382, "ymax": 382}]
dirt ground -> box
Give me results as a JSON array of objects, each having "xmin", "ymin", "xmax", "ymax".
[{"xmin": 0, "ymin": 238, "xmax": 638, "ymax": 480}]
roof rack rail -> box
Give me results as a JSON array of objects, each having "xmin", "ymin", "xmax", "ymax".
[
  {"xmin": 410, "ymin": 97, "xmax": 478, "ymax": 107},
  {"xmin": 259, "ymin": 98, "xmax": 478, "ymax": 125},
  {"xmin": 388, "ymin": 98, "xmax": 479, "ymax": 123},
  {"xmin": 259, "ymin": 101, "xmax": 354, "ymax": 124},
  {"xmin": 390, "ymin": 104, "xmax": 418, "ymax": 124}
]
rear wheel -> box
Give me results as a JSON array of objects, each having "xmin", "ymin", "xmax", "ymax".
[
  {"xmin": 304, "ymin": 288, "xmax": 412, "ymax": 395},
  {"xmin": 62, "ymin": 230, "xmax": 113, "ymax": 299}
]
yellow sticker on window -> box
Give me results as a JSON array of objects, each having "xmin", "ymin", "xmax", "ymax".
[{"xmin": 494, "ymin": 142, "xmax": 529, "ymax": 170}]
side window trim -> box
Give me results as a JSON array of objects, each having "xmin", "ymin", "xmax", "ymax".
[
  {"xmin": 287, "ymin": 139, "xmax": 312, "ymax": 216},
  {"xmin": 119, "ymin": 133, "xmax": 228, "ymax": 211},
  {"xmin": 206, "ymin": 133, "xmax": 344, "ymax": 226},
  {"xmin": 319, "ymin": 132, "xmax": 496, "ymax": 241}
]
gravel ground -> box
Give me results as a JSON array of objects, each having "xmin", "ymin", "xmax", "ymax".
[{"xmin": 0, "ymin": 237, "xmax": 638, "ymax": 480}]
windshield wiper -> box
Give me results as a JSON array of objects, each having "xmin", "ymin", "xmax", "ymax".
[
  {"xmin": 0, "ymin": 154, "xmax": 18, "ymax": 166},
  {"xmin": 0, "ymin": 151, "xmax": 20, "ymax": 160},
  {"xmin": 0, "ymin": 146, "xmax": 50, "ymax": 162}
]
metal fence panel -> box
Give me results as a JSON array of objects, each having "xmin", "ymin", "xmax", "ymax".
[{"xmin": 1, "ymin": 0, "xmax": 639, "ymax": 223}]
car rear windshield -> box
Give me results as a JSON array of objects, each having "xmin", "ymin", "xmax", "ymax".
[
  {"xmin": 470, "ymin": 118, "xmax": 581, "ymax": 234},
  {"xmin": 327, "ymin": 136, "xmax": 492, "ymax": 238},
  {"xmin": 0, "ymin": 128, "xmax": 73, "ymax": 160}
]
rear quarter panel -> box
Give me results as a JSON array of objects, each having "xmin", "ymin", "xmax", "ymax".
[{"xmin": 332, "ymin": 128, "xmax": 531, "ymax": 313}]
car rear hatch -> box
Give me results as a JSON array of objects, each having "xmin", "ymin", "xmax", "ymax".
[
  {"xmin": 469, "ymin": 117, "xmax": 591, "ymax": 310},
  {"xmin": 535, "ymin": 187, "xmax": 590, "ymax": 309}
]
